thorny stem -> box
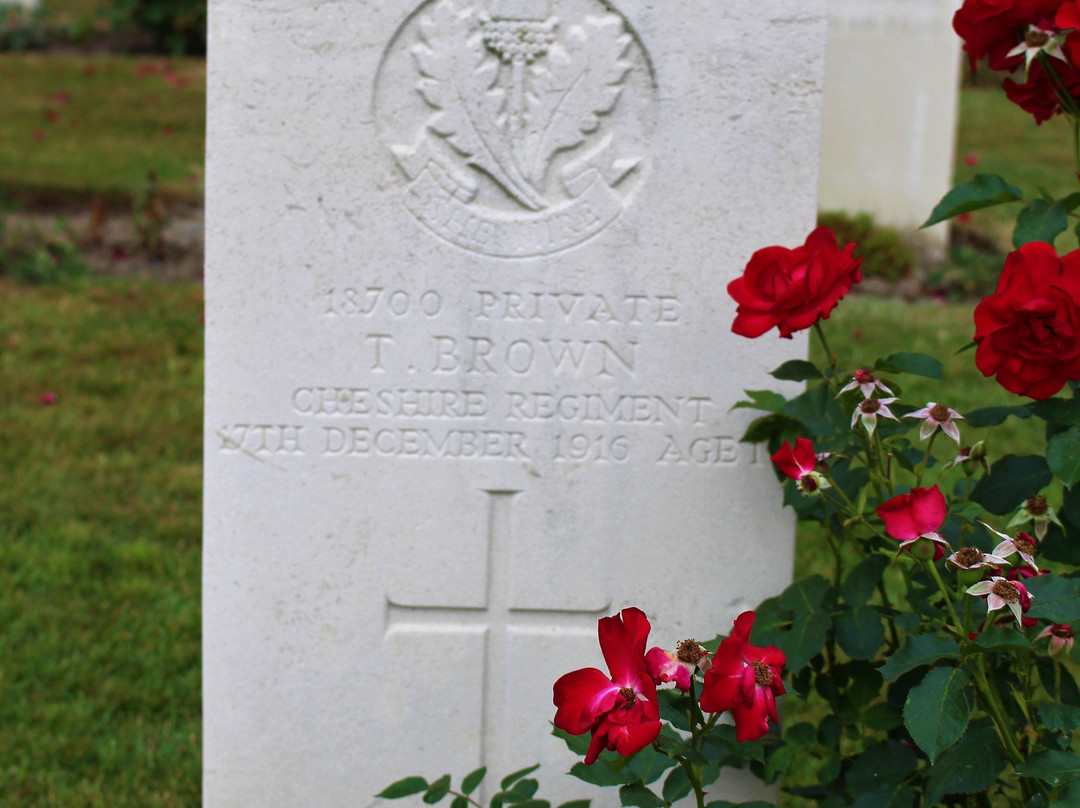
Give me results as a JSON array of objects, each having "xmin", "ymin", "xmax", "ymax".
[
  {"xmin": 877, "ymin": 581, "xmax": 901, "ymax": 651},
  {"xmin": 676, "ymin": 755, "xmax": 707, "ymax": 808},
  {"xmin": 923, "ymin": 559, "xmax": 965, "ymax": 638},
  {"xmin": 916, "ymin": 430, "xmax": 938, "ymax": 487},
  {"xmin": 813, "ymin": 322, "xmax": 838, "ymax": 383}
]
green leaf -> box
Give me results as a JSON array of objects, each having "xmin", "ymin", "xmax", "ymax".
[
  {"xmin": 922, "ymin": 174, "xmax": 1024, "ymax": 228},
  {"xmin": 835, "ymin": 606, "xmax": 886, "ymax": 660},
  {"xmin": 770, "ymin": 359, "xmax": 823, "ymax": 381},
  {"xmin": 818, "ymin": 713, "xmax": 843, "ymax": 745},
  {"xmin": 881, "ymin": 352, "xmax": 944, "ymax": 379},
  {"xmin": 925, "ymin": 721, "xmax": 1006, "ymax": 805},
  {"xmin": 784, "ymin": 722, "xmax": 817, "ymax": 747},
  {"xmin": 552, "ymin": 726, "xmax": 592, "ymax": 756},
  {"xmin": 740, "ymin": 413, "xmax": 802, "ymax": 444},
  {"xmin": 971, "ymin": 455, "xmax": 1052, "ymax": 516},
  {"xmin": 779, "ymin": 610, "xmax": 832, "ymax": 673},
  {"xmin": 863, "ymin": 702, "xmax": 902, "ymax": 731},
  {"xmin": 556, "ymin": 802, "xmax": 591, "ymax": 808},
  {"xmin": 778, "ymin": 574, "xmax": 833, "ymax": 613},
  {"xmin": 705, "ymin": 802, "xmax": 778, "ymax": 808},
  {"xmin": 662, "ymin": 766, "xmax": 692, "ymax": 803},
  {"xmin": 424, "ymin": 775, "xmax": 452, "ymax": 804},
  {"xmin": 618, "ymin": 783, "xmax": 664, "ymax": 808},
  {"xmin": 1039, "ymin": 702, "xmax": 1080, "ymax": 741},
  {"xmin": 964, "ymin": 625, "xmax": 1032, "ymax": 654},
  {"xmin": 841, "ymin": 555, "xmax": 890, "ymax": 606},
  {"xmin": 1013, "ymin": 199, "xmax": 1069, "ymax": 248},
  {"xmin": 509, "ymin": 779, "xmax": 539, "ymax": 799},
  {"xmin": 765, "ymin": 744, "xmax": 797, "ymax": 783},
  {"xmin": 709, "ymin": 724, "xmax": 766, "ymax": 762},
  {"xmin": 847, "ymin": 740, "xmax": 919, "ymax": 793},
  {"xmin": 451, "ymin": 797, "xmax": 470, "ymax": 808},
  {"xmin": 964, "ymin": 405, "xmax": 1033, "ymax": 427},
  {"xmin": 377, "ymin": 777, "xmax": 430, "ymax": 799},
  {"xmin": 501, "ymin": 765, "xmax": 540, "ymax": 790},
  {"xmin": 1060, "ymin": 191, "xmax": 1080, "ymax": 211},
  {"xmin": 1048, "ymin": 428, "xmax": 1080, "ymax": 486},
  {"xmin": 1028, "ymin": 398, "xmax": 1080, "ymax": 427},
  {"xmin": 462, "ymin": 767, "xmax": 486, "ymax": 795},
  {"xmin": 850, "ymin": 789, "xmax": 916, "ymax": 808},
  {"xmin": 732, "ymin": 390, "xmax": 787, "ymax": 414},
  {"xmin": 903, "ymin": 666, "xmax": 972, "ymax": 763},
  {"xmin": 1026, "ymin": 575, "xmax": 1080, "ymax": 623},
  {"xmin": 817, "ymin": 753, "xmax": 842, "ymax": 785},
  {"xmin": 508, "ymin": 801, "xmax": 549, "ymax": 808},
  {"xmin": 746, "ymin": 596, "xmax": 788, "ymax": 646},
  {"xmin": 568, "ymin": 762, "xmax": 635, "ymax": 787},
  {"xmin": 783, "ymin": 384, "xmax": 850, "ymax": 437},
  {"xmin": 1014, "ymin": 750, "xmax": 1080, "ymax": 785},
  {"xmin": 652, "ymin": 734, "xmax": 706, "ymax": 766},
  {"xmin": 878, "ymin": 634, "xmax": 960, "ymax": 681}
]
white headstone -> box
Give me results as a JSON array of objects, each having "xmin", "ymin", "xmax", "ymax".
[
  {"xmin": 204, "ymin": 2, "xmax": 828, "ymax": 805},
  {"xmin": 819, "ymin": 0, "xmax": 963, "ymax": 255}
]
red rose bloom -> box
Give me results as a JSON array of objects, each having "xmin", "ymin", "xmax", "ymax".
[
  {"xmin": 553, "ymin": 608, "xmax": 661, "ymax": 765},
  {"xmin": 974, "ymin": 242, "xmax": 1080, "ymax": 399},
  {"xmin": 878, "ymin": 486, "xmax": 951, "ymax": 561},
  {"xmin": 953, "ymin": 0, "xmax": 1063, "ymax": 70},
  {"xmin": 699, "ymin": 612, "xmax": 786, "ymax": 742},
  {"xmin": 1003, "ymin": 59, "xmax": 1080, "ymax": 124},
  {"xmin": 728, "ymin": 227, "xmax": 861, "ymax": 339}
]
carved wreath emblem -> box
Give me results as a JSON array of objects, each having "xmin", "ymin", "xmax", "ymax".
[{"xmin": 378, "ymin": 0, "xmax": 652, "ymax": 258}]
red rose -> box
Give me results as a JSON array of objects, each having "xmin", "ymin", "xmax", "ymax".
[
  {"xmin": 1003, "ymin": 59, "xmax": 1080, "ymax": 124},
  {"xmin": 728, "ymin": 227, "xmax": 861, "ymax": 339},
  {"xmin": 953, "ymin": 0, "xmax": 1062, "ymax": 71},
  {"xmin": 974, "ymin": 242, "xmax": 1080, "ymax": 399}
]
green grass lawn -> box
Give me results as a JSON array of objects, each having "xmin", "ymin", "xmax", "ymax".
[
  {"xmin": 0, "ymin": 54, "xmax": 204, "ymax": 204},
  {"xmin": 0, "ymin": 280, "xmax": 1044, "ymax": 805},
  {"xmin": 1, "ymin": 279, "xmax": 203, "ymax": 806},
  {"xmin": 954, "ymin": 79, "xmax": 1078, "ymax": 251}
]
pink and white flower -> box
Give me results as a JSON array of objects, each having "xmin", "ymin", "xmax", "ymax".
[
  {"xmin": 851, "ymin": 397, "xmax": 900, "ymax": 436},
  {"xmin": 905, "ymin": 402, "xmax": 964, "ymax": 444},
  {"xmin": 966, "ymin": 576, "xmax": 1033, "ymax": 627},
  {"xmin": 839, "ymin": 369, "xmax": 893, "ymax": 399},
  {"xmin": 1007, "ymin": 494, "xmax": 1062, "ymax": 541},
  {"xmin": 645, "ymin": 639, "xmax": 711, "ymax": 692},
  {"xmin": 946, "ymin": 546, "xmax": 1009, "ymax": 571},
  {"xmin": 981, "ymin": 522, "xmax": 1039, "ymax": 569},
  {"xmin": 1036, "ymin": 623, "xmax": 1075, "ymax": 657},
  {"xmin": 1006, "ymin": 22, "xmax": 1069, "ymax": 79}
]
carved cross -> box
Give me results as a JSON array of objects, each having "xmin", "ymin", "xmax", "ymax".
[{"xmin": 384, "ymin": 489, "xmax": 609, "ymax": 782}]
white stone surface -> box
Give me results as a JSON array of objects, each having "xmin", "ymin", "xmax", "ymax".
[
  {"xmin": 820, "ymin": 0, "xmax": 963, "ymax": 253},
  {"xmin": 204, "ymin": 1, "xmax": 828, "ymax": 805}
]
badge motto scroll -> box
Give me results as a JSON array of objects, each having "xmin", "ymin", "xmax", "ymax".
[{"xmin": 378, "ymin": 0, "xmax": 652, "ymax": 257}]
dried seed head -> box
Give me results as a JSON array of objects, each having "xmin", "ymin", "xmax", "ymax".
[
  {"xmin": 930, "ymin": 403, "xmax": 952, "ymax": 421},
  {"xmin": 752, "ymin": 660, "xmax": 774, "ymax": 688},
  {"xmin": 954, "ymin": 547, "xmax": 983, "ymax": 568},
  {"xmin": 1026, "ymin": 29, "xmax": 1051, "ymax": 47},
  {"xmin": 676, "ymin": 639, "xmax": 706, "ymax": 666},
  {"xmin": 992, "ymin": 579, "xmax": 1020, "ymax": 603}
]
